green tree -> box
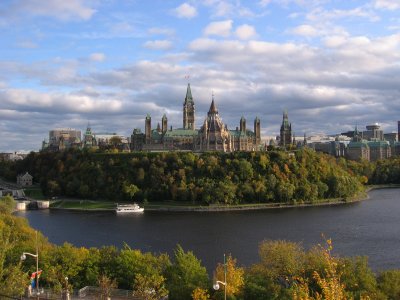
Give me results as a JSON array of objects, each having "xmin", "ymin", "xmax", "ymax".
[
  {"xmin": 123, "ymin": 183, "xmax": 140, "ymax": 201},
  {"xmin": 377, "ymin": 270, "xmax": 400, "ymax": 299},
  {"xmin": 166, "ymin": 245, "xmax": 209, "ymax": 300},
  {"xmin": 115, "ymin": 246, "xmax": 170, "ymax": 289},
  {"xmin": 133, "ymin": 273, "xmax": 169, "ymax": 300}
]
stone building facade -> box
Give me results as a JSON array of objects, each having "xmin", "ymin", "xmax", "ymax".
[
  {"xmin": 279, "ymin": 110, "xmax": 292, "ymax": 147},
  {"xmin": 131, "ymin": 84, "xmax": 262, "ymax": 152},
  {"xmin": 17, "ymin": 172, "xmax": 33, "ymax": 186}
]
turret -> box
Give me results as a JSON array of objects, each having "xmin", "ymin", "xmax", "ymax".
[
  {"xmin": 145, "ymin": 114, "xmax": 151, "ymax": 144},
  {"xmin": 183, "ymin": 83, "xmax": 195, "ymax": 129},
  {"xmin": 254, "ymin": 116, "xmax": 261, "ymax": 145},
  {"xmin": 240, "ymin": 116, "xmax": 246, "ymax": 133},
  {"xmin": 162, "ymin": 114, "xmax": 168, "ymax": 134}
]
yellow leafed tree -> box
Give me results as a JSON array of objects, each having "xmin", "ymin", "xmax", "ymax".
[{"xmin": 214, "ymin": 254, "xmax": 244, "ymax": 298}]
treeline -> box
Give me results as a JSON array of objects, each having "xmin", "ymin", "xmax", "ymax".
[
  {"xmin": 2, "ymin": 195, "xmax": 400, "ymax": 299},
  {"xmin": 0, "ymin": 148, "xmax": 365, "ymax": 204},
  {"xmin": 334, "ymin": 156, "xmax": 400, "ymax": 185}
]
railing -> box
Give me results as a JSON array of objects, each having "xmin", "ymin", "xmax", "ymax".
[{"xmin": 78, "ymin": 286, "xmax": 138, "ymax": 299}]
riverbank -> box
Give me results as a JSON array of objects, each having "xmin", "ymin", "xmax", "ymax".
[{"xmin": 48, "ymin": 184, "xmax": 400, "ymax": 212}]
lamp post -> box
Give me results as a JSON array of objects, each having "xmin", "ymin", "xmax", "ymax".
[
  {"xmin": 64, "ymin": 277, "xmax": 70, "ymax": 300},
  {"xmin": 21, "ymin": 231, "xmax": 39, "ymax": 295},
  {"xmin": 213, "ymin": 253, "xmax": 227, "ymax": 300}
]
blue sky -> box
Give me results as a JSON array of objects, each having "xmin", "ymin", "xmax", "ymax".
[{"xmin": 1, "ymin": 0, "xmax": 400, "ymax": 151}]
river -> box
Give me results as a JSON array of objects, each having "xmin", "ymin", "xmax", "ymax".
[{"xmin": 16, "ymin": 188, "xmax": 400, "ymax": 272}]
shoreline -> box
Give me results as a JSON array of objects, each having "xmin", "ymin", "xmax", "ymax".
[{"xmin": 48, "ymin": 184, "xmax": 400, "ymax": 213}]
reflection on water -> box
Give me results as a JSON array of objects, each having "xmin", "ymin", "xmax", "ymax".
[{"xmin": 16, "ymin": 188, "xmax": 400, "ymax": 272}]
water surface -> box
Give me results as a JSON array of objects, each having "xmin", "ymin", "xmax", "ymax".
[{"xmin": 17, "ymin": 188, "xmax": 400, "ymax": 272}]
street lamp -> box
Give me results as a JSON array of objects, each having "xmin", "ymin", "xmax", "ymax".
[
  {"xmin": 64, "ymin": 277, "xmax": 70, "ymax": 300},
  {"xmin": 213, "ymin": 253, "xmax": 227, "ymax": 300},
  {"xmin": 21, "ymin": 231, "xmax": 39, "ymax": 295}
]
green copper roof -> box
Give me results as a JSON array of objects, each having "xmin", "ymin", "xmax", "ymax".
[
  {"xmin": 151, "ymin": 130, "xmax": 162, "ymax": 140},
  {"xmin": 229, "ymin": 130, "xmax": 255, "ymax": 137},
  {"xmin": 184, "ymin": 83, "xmax": 193, "ymax": 104},
  {"xmin": 164, "ymin": 129, "xmax": 198, "ymax": 137},
  {"xmin": 347, "ymin": 141, "xmax": 369, "ymax": 148},
  {"xmin": 368, "ymin": 141, "xmax": 390, "ymax": 148}
]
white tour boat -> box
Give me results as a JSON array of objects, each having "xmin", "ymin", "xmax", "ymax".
[{"xmin": 115, "ymin": 203, "xmax": 144, "ymax": 213}]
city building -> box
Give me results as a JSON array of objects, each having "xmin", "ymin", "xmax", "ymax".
[
  {"xmin": 345, "ymin": 125, "xmax": 392, "ymax": 161},
  {"xmin": 17, "ymin": 172, "xmax": 33, "ymax": 186},
  {"xmin": 0, "ymin": 152, "xmax": 27, "ymax": 161},
  {"xmin": 45, "ymin": 128, "xmax": 82, "ymax": 151},
  {"xmin": 369, "ymin": 141, "xmax": 391, "ymax": 161},
  {"xmin": 398, "ymin": 121, "xmax": 400, "ymax": 141},
  {"xmin": 363, "ymin": 123, "xmax": 384, "ymax": 141},
  {"xmin": 279, "ymin": 110, "xmax": 292, "ymax": 148},
  {"xmin": 131, "ymin": 84, "xmax": 262, "ymax": 152},
  {"xmin": 384, "ymin": 133, "xmax": 398, "ymax": 143}
]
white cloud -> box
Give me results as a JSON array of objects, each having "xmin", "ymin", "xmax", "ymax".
[
  {"xmin": 259, "ymin": 0, "xmax": 272, "ymax": 7},
  {"xmin": 11, "ymin": 0, "xmax": 96, "ymax": 21},
  {"xmin": 289, "ymin": 24, "xmax": 319, "ymax": 37},
  {"xmin": 204, "ymin": 20, "xmax": 233, "ymax": 37},
  {"xmin": 322, "ymin": 35, "xmax": 347, "ymax": 48},
  {"xmin": 172, "ymin": 3, "xmax": 197, "ymax": 19},
  {"xmin": 143, "ymin": 40, "xmax": 173, "ymax": 50},
  {"xmin": 148, "ymin": 27, "xmax": 175, "ymax": 36},
  {"xmin": 89, "ymin": 53, "xmax": 106, "ymax": 62},
  {"xmin": 0, "ymin": 89, "xmax": 122, "ymax": 113},
  {"xmin": 374, "ymin": 0, "xmax": 400, "ymax": 10},
  {"xmin": 307, "ymin": 6, "xmax": 379, "ymax": 22},
  {"xmin": 235, "ymin": 24, "xmax": 257, "ymax": 40}
]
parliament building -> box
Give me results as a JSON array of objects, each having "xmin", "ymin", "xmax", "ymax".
[{"xmin": 131, "ymin": 84, "xmax": 262, "ymax": 152}]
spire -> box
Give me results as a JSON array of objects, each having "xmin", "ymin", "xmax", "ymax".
[
  {"xmin": 208, "ymin": 99, "xmax": 218, "ymax": 114},
  {"xmin": 184, "ymin": 83, "xmax": 193, "ymax": 104},
  {"xmin": 162, "ymin": 113, "xmax": 167, "ymax": 120}
]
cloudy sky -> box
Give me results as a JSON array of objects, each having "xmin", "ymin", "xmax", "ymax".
[{"xmin": 1, "ymin": 0, "xmax": 400, "ymax": 151}]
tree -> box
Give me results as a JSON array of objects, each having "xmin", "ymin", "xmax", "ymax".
[
  {"xmin": 258, "ymin": 240, "xmax": 305, "ymax": 279},
  {"xmin": 115, "ymin": 246, "xmax": 171, "ymax": 289},
  {"xmin": 377, "ymin": 270, "xmax": 400, "ymax": 299},
  {"xmin": 98, "ymin": 274, "xmax": 117, "ymax": 300},
  {"xmin": 214, "ymin": 254, "xmax": 244, "ymax": 299},
  {"xmin": 0, "ymin": 210, "xmax": 29, "ymax": 297},
  {"xmin": 123, "ymin": 183, "xmax": 140, "ymax": 201},
  {"xmin": 192, "ymin": 287, "xmax": 210, "ymax": 300},
  {"xmin": 166, "ymin": 245, "xmax": 209, "ymax": 300},
  {"xmin": 109, "ymin": 136, "xmax": 122, "ymax": 148},
  {"xmin": 133, "ymin": 273, "xmax": 168, "ymax": 300}
]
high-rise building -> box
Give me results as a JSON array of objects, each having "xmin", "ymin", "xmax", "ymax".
[
  {"xmin": 398, "ymin": 121, "xmax": 400, "ymax": 142},
  {"xmin": 363, "ymin": 123, "xmax": 383, "ymax": 141}
]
